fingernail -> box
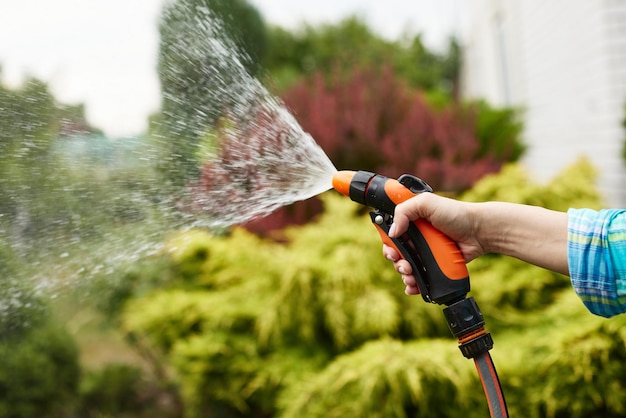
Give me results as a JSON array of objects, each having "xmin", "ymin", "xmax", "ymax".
[
  {"xmin": 385, "ymin": 254, "xmax": 395, "ymax": 261},
  {"xmin": 388, "ymin": 223, "xmax": 396, "ymax": 237},
  {"xmin": 398, "ymin": 266, "xmax": 406, "ymax": 275}
]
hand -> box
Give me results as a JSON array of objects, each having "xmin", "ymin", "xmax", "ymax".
[{"xmin": 382, "ymin": 193, "xmax": 486, "ymax": 295}]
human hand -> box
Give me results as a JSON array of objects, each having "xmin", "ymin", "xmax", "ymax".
[{"xmin": 381, "ymin": 193, "xmax": 486, "ymax": 295}]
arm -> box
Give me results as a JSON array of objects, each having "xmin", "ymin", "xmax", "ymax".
[
  {"xmin": 463, "ymin": 201, "xmax": 569, "ymax": 275},
  {"xmin": 386, "ymin": 194, "xmax": 626, "ymax": 317},
  {"xmin": 389, "ymin": 193, "xmax": 569, "ymax": 274}
]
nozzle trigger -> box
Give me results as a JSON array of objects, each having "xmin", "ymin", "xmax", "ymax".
[
  {"xmin": 369, "ymin": 210, "xmax": 433, "ymax": 303},
  {"xmin": 398, "ymin": 174, "xmax": 433, "ymax": 194}
]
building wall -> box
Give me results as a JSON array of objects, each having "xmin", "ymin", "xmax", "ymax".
[{"xmin": 461, "ymin": 0, "xmax": 626, "ymax": 206}]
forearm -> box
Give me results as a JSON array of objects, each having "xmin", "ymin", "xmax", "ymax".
[{"xmin": 474, "ymin": 202, "xmax": 569, "ymax": 275}]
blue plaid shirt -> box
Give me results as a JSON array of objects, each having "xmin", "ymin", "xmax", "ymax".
[{"xmin": 568, "ymin": 208, "xmax": 626, "ymax": 317}]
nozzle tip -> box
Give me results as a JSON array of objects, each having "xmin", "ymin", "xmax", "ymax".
[{"xmin": 332, "ymin": 170, "xmax": 356, "ymax": 197}]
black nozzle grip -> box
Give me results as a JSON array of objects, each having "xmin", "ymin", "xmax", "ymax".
[{"xmin": 349, "ymin": 171, "xmax": 375, "ymax": 205}]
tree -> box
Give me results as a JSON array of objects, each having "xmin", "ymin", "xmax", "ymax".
[
  {"xmin": 263, "ymin": 17, "xmax": 459, "ymax": 94},
  {"xmin": 155, "ymin": 0, "xmax": 267, "ymax": 186},
  {"xmin": 0, "ymin": 78, "xmax": 61, "ymax": 240},
  {"xmin": 0, "ymin": 76, "xmax": 104, "ymax": 230}
]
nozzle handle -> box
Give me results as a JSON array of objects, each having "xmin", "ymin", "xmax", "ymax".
[
  {"xmin": 362, "ymin": 173, "xmax": 469, "ymax": 305},
  {"xmin": 372, "ymin": 209, "xmax": 469, "ymax": 305}
]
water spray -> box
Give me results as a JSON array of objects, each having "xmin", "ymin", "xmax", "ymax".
[{"xmin": 332, "ymin": 170, "xmax": 509, "ymax": 418}]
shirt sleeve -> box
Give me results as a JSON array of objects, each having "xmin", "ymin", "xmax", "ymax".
[{"xmin": 567, "ymin": 208, "xmax": 626, "ymax": 317}]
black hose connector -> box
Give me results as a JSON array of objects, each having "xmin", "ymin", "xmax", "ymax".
[
  {"xmin": 443, "ymin": 297, "xmax": 484, "ymax": 337},
  {"xmin": 458, "ymin": 332, "xmax": 494, "ymax": 359},
  {"xmin": 443, "ymin": 297, "xmax": 494, "ymax": 358}
]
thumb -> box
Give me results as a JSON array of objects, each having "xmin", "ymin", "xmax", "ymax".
[{"xmin": 389, "ymin": 195, "xmax": 430, "ymax": 238}]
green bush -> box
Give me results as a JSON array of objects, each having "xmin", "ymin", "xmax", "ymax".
[
  {"xmin": 120, "ymin": 159, "xmax": 625, "ymax": 418},
  {"xmin": 533, "ymin": 315, "xmax": 626, "ymax": 417},
  {"xmin": 278, "ymin": 338, "xmax": 484, "ymax": 418},
  {"xmin": 80, "ymin": 364, "xmax": 143, "ymax": 416},
  {"xmin": 78, "ymin": 363, "xmax": 176, "ymax": 418},
  {"xmin": 0, "ymin": 323, "xmax": 80, "ymax": 418},
  {"xmin": 461, "ymin": 157, "xmax": 602, "ymax": 209},
  {"xmin": 471, "ymin": 99, "xmax": 526, "ymax": 163}
]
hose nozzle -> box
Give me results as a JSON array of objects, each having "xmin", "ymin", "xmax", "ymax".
[
  {"xmin": 332, "ymin": 170, "xmax": 378, "ymax": 206},
  {"xmin": 331, "ymin": 170, "xmax": 356, "ymax": 197}
]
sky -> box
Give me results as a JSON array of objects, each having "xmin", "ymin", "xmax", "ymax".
[{"xmin": 0, "ymin": 0, "xmax": 462, "ymax": 137}]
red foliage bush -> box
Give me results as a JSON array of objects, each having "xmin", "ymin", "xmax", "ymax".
[
  {"xmin": 213, "ymin": 66, "xmax": 505, "ymax": 235},
  {"xmin": 283, "ymin": 66, "xmax": 501, "ymax": 191}
]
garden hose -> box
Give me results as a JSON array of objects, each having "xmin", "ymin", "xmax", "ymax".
[
  {"xmin": 475, "ymin": 352, "xmax": 508, "ymax": 417},
  {"xmin": 445, "ymin": 297, "xmax": 509, "ymax": 418}
]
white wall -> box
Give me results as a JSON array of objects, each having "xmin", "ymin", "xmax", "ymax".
[{"xmin": 461, "ymin": 0, "xmax": 626, "ymax": 206}]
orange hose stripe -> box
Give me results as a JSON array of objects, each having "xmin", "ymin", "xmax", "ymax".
[
  {"xmin": 458, "ymin": 327, "xmax": 487, "ymax": 344},
  {"xmin": 474, "ymin": 352, "xmax": 508, "ymax": 417}
]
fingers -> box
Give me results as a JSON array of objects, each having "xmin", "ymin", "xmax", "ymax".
[
  {"xmin": 404, "ymin": 282, "xmax": 420, "ymax": 295},
  {"xmin": 383, "ymin": 245, "xmax": 412, "ymax": 274},
  {"xmin": 383, "ymin": 244, "xmax": 400, "ymax": 262},
  {"xmin": 383, "ymin": 244, "xmax": 419, "ymax": 295}
]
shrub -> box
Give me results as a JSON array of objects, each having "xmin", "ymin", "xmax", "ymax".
[
  {"xmin": 262, "ymin": 17, "xmax": 459, "ymax": 94},
  {"xmin": 0, "ymin": 324, "xmax": 80, "ymax": 418},
  {"xmin": 79, "ymin": 364, "xmax": 144, "ymax": 416},
  {"xmin": 282, "ymin": 66, "xmax": 505, "ymax": 191},
  {"xmin": 121, "ymin": 159, "xmax": 624, "ymax": 418},
  {"xmin": 78, "ymin": 363, "xmax": 179, "ymax": 418},
  {"xmin": 278, "ymin": 339, "xmax": 484, "ymax": 418},
  {"xmin": 246, "ymin": 66, "xmax": 524, "ymax": 234},
  {"xmin": 528, "ymin": 314, "xmax": 626, "ymax": 418}
]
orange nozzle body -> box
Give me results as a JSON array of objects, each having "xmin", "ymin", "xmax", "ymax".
[{"xmin": 332, "ymin": 170, "xmax": 356, "ymax": 197}]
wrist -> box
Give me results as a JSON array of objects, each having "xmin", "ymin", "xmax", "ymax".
[
  {"xmin": 472, "ymin": 202, "xmax": 508, "ymax": 256},
  {"xmin": 471, "ymin": 202, "xmax": 569, "ymax": 274}
]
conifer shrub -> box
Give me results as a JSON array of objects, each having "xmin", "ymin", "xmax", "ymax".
[
  {"xmin": 529, "ymin": 313, "xmax": 626, "ymax": 418},
  {"xmin": 121, "ymin": 159, "xmax": 626, "ymax": 418},
  {"xmin": 122, "ymin": 196, "xmax": 450, "ymax": 417},
  {"xmin": 278, "ymin": 338, "xmax": 484, "ymax": 418}
]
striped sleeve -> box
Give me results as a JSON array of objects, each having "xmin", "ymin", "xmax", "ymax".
[{"xmin": 567, "ymin": 208, "xmax": 626, "ymax": 317}]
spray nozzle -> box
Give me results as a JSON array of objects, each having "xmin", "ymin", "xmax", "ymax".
[
  {"xmin": 332, "ymin": 170, "xmax": 380, "ymax": 206},
  {"xmin": 331, "ymin": 170, "xmax": 356, "ymax": 197},
  {"xmin": 332, "ymin": 169, "xmax": 470, "ymax": 306}
]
